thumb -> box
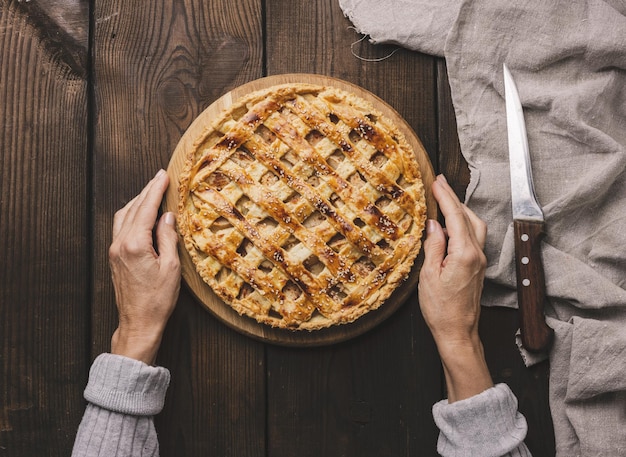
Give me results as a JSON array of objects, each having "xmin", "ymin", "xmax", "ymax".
[
  {"xmin": 156, "ymin": 212, "xmax": 180, "ymax": 265},
  {"xmin": 421, "ymin": 219, "xmax": 447, "ymax": 272}
]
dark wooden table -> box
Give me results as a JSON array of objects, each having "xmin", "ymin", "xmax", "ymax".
[{"xmin": 0, "ymin": 1, "xmax": 555, "ymax": 455}]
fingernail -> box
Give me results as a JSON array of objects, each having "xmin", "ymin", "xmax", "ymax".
[
  {"xmin": 155, "ymin": 169, "xmax": 166, "ymax": 179},
  {"xmin": 426, "ymin": 219, "xmax": 438, "ymax": 234},
  {"xmin": 437, "ymin": 174, "xmax": 447, "ymax": 183},
  {"xmin": 163, "ymin": 212, "xmax": 176, "ymax": 226}
]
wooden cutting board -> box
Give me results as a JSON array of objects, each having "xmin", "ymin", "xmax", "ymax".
[{"xmin": 164, "ymin": 73, "xmax": 436, "ymax": 346}]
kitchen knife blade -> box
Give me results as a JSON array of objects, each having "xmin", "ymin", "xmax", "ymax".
[{"xmin": 503, "ymin": 63, "xmax": 554, "ymax": 353}]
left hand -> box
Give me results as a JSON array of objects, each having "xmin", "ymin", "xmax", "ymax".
[{"xmin": 109, "ymin": 169, "xmax": 181, "ymax": 365}]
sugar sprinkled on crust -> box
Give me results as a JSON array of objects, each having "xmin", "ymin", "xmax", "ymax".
[{"xmin": 178, "ymin": 83, "xmax": 426, "ymax": 331}]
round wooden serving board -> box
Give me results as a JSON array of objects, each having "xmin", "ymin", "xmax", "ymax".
[{"xmin": 164, "ymin": 73, "xmax": 436, "ymax": 346}]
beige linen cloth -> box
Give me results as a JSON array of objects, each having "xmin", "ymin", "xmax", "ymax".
[{"xmin": 339, "ymin": 0, "xmax": 626, "ymax": 455}]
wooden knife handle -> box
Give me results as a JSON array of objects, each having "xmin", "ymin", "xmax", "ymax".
[{"xmin": 513, "ymin": 220, "xmax": 554, "ymax": 353}]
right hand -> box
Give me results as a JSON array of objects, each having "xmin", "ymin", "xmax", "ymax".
[
  {"xmin": 418, "ymin": 174, "xmax": 487, "ymax": 350},
  {"xmin": 418, "ymin": 174, "xmax": 492, "ymax": 402}
]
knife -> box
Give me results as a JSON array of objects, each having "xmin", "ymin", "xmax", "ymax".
[{"xmin": 503, "ymin": 63, "xmax": 554, "ymax": 353}]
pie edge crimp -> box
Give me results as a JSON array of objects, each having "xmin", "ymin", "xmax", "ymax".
[{"xmin": 178, "ymin": 82, "xmax": 427, "ymax": 331}]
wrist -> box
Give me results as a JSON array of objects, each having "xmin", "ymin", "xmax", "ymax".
[
  {"xmin": 111, "ymin": 327, "xmax": 163, "ymax": 365},
  {"xmin": 437, "ymin": 339, "xmax": 494, "ymax": 403},
  {"xmin": 435, "ymin": 333, "xmax": 484, "ymax": 360}
]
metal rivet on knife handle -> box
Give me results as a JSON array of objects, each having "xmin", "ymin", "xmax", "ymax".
[
  {"xmin": 513, "ymin": 220, "xmax": 554, "ymax": 352},
  {"xmin": 504, "ymin": 63, "xmax": 554, "ymax": 353}
]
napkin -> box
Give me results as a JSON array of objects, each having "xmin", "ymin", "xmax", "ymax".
[{"xmin": 339, "ymin": 0, "xmax": 626, "ymax": 455}]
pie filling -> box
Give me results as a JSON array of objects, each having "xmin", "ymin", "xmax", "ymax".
[{"xmin": 178, "ymin": 83, "xmax": 427, "ymax": 330}]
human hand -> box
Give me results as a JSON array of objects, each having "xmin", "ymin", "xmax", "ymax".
[
  {"xmin": 418, "ymin": 174, "xmax": 487, "ymax": 348},
  {"xmin": 109, "ymin": 169, "xmax": 181, "ymax": 365},
  {"xmin": 418, "ymin": 174, "xmax": 492, "ymax": 401}
]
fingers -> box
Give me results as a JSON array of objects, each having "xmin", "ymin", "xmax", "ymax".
[
  {"xmin": 463, "ymin": 206, "xmax": 487, "ymax": 249},
  {"xmin": 112, "ymin": 170, "xmax": 170, "ymax": 240},
  {"xmin": 129, "ymin": 169, "xmax": 170, "ymax": 230},
  {"xmin": 421, "ymin": 219, "xmax": 447, "ymax": 273},
  {"xmin": 155, "ymin": 212, "xmax": 180, "ymax": 267},
  {"xmin": 432, "ymin": 175, "xmax": 485, "ymax": 249},
  {"xmin": 431, "ymin": 175, "xmax": 469, "ymax": 235},
  {"xmin": 112, "ymin": 195, "xmax": 137, "ymax": 240}
]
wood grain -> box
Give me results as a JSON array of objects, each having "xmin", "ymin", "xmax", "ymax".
[
  {"xmin": 0, "ymin": 0, "xmax": 556, "ymax": 455},
  {"xmin": 479, "ymin": 308, "xmax": 555, "ymax": 456},
  {"xmin": 90, "ymin": 0, "xmax": 265, "ymax": 355},
  {"xmin": 264, "ymin": 1, "xmax": 442, "ymax": 455},
  {"xmin": 0, "ymin": 2, "xmax": 89, "ymax": 455},
  {"xmin": 6, "ymin": 0, "xmax": 89, "ymax": 77},
  {"xmin": 90, "ymin": 1, "xmax": 266, "ymax": 455},
  {"xmin": 436, "ymin": 60, "xmax": 470, "ymax": 197}
]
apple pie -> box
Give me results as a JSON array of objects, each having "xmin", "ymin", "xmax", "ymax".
[{"xmin": 178, "ymin": 83, "xmax": 427, "ymax": 330}]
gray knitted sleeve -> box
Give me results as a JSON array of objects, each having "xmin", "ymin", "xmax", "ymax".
[
  {"xmin": 433, "ymin": 383, "xmax": 532, "ymax": 457},
  {"xmin": 71, "ymin": 353, "xmax": 171, "ymax": 457}
]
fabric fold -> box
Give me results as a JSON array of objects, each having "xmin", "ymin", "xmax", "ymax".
[
  {"xmin": 84, "ymin": 353, "xmax": 171, "ymax": 417},
  {"xmin": 338, "ymin": 0, "xmax": 459, "ymax": 56},
  {"xmin": 433, "ymin": 384, "xmax": 531, "ymax": 457},
  {"xmin": 338, "ymin": 0, "xmax": 626, "ymax": 455}
]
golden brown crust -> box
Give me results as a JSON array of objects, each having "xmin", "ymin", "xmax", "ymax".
[{"xmin": 178, "ymin": 83, "xmax": 426, "ymax": 330}]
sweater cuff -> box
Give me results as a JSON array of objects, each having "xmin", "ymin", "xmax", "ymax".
[
  {"xmin": 433, "ymin": 383, "xmax": 528, "ymax": 457},
  {"xmin": 84, "ymin": 353, "xmax": 171, "ymax": 416}
]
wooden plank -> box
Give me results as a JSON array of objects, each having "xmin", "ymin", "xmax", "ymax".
[
  {"xmin": 90, "ymin": 1, "xmax": 266, "ymax": 455},
  {"xmin": 264, "ymin": 1, "xmax": 442, "ymax": 455},
  {"xmin": 479, "ymin": 308, "xmax": 555, "ymax": 457},
  {"xmin": 154, "ymin": 295, "xmax": 266, "ymax": 456},
  {"xmin": 1, "ymin": 0, "xmax": 89, "ymax": 77},
  {"xmin": 436, "ymin": 60, "xmax": 470, "ymax": 197},
  {"xmin": 266, "ymin": 308, "xmax": 441, "ymax": 457},
  {"xmin": 267, "ymin": 0, "xmax": 438, "ymax": 162},
  {"xmin": 0, "ymin": 2, "xmax": 89, "ymax": 456}
]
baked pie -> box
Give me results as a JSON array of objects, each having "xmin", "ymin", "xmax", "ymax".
[{"xmin": 178, "ymin": 83, "xmax": 427, "ymax": 330}]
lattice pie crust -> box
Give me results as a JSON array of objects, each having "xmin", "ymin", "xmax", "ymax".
[{"xmin": 178, "ymin": 83, "xmax": 426, "ymax": 330}]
